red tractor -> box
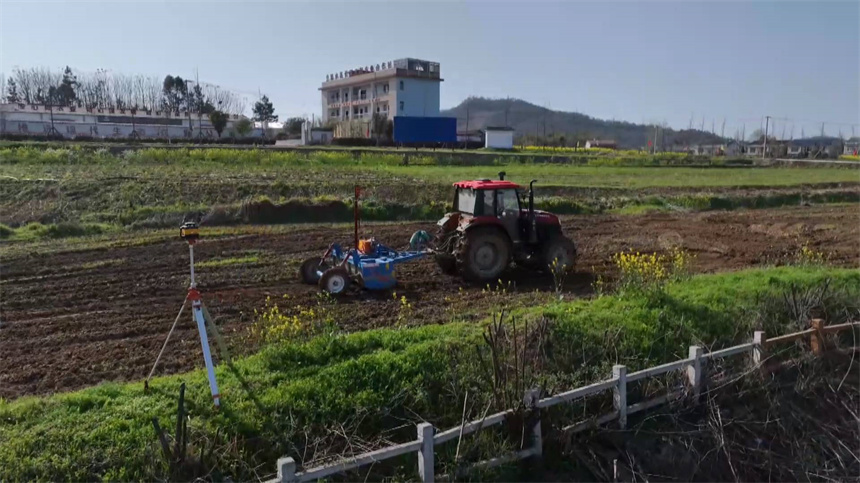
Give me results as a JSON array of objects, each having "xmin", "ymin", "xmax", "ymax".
[{"xmin": 434, "ymin": 172, "xmax": 576, "ymax": 282}]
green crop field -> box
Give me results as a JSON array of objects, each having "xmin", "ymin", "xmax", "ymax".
[
  {"xmin": 1, "ymin": 266, "xmax": 857, "ymax": 481},
  {"xmin": 1, "ymin": 146, "xmax": 857, "ymax": 239}
]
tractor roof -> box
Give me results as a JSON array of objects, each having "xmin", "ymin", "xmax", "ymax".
[{"xmin": 454, "ymin": 180, "xmax": 522, "ymax": 190}]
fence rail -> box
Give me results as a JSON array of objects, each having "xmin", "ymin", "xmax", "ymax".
[{"xmin": 268, "ymin": 319, "xmax": 859, "ymax": 483}]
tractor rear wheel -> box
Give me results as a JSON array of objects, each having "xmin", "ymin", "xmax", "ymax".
[
  {"xmin": 319, "ymin": 267, "xmax": 351, "ymax": 294},
  {"xmin": 543, "ymin": 236, "xmax": 577, "ymax": 272},
  {"xmin": 300, "ymin": 257, "xmax": 327, "ymax": 284},
  {"xmin": 456, "ymin": 227, "xmax": 511, "ymax": 282}
]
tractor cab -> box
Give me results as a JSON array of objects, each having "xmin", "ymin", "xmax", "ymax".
[
  {"xmin": 435, "ymin": 172, "xmax": 575, "ymax": 282},
  {"xmin": 447, "ymin": 175, "xmax": 561, "ymax": 248}
]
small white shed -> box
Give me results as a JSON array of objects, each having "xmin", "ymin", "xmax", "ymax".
[
  {"xmin": 484, "ymin": 127, "xmax": 514, "ymax": 150},
  {"xmin": 310, "ymin": 128, "xmax": 333, "ymax": 144}
]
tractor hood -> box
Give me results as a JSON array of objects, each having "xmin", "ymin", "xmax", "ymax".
[{"xmin": 528, "ymin": 209, "xmax": 561, "ymax": 225}]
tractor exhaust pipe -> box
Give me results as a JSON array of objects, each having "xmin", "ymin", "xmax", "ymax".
[
  {"xmin": 498, "ymin": 171, "xmax": 506, "ymax": 181},
  {"xmin": 529, "ymin": 180, "xmax": 538, "ymax": 243}
]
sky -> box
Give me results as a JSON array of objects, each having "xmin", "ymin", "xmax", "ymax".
[{"xmin": 1, "ymin": 0, "xmax": 858, "ymax": 137}]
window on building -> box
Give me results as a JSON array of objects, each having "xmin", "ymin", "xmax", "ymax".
[
  {"xmin": 399, "ymin": 80, "xmax": 404, "ymax": 91},
  {"xmin": 399, "ymin": 101, "xmax": 404, "ymax": 111},
  {"xmin": 344, "ymin": 93, "xmax": 348, "ymax": 101},
  {"xmin": 66, "ymin": 125, "xmax": 76, "ymax": 134},
  {"xmin": 383, "ymin": 84, "xmax": 389, "ymax": 94}
]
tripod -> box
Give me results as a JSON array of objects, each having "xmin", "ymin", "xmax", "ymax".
[{"xmin": 145, "ymin": 222, "xmax": 222, "ymax": 407}]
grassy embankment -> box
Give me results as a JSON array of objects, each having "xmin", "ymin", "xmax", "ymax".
[
  {"xmin": 0, "ymin": 147, "xmax": 857, "ymax": 239},
  {"xmin": 1, "ymin": 265, "xmax": 857, "ymax": 480}
]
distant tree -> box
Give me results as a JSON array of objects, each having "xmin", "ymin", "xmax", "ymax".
[
  {"xmin": 189, "ymin": 83, "xmax": 214, "ymax": 114},
  {"xmin": 162, "ymin": 75, "xmax": 188, "ymax": 111},
  {"xmin": 54, "ymin": 66, "xmax": 78, "ymax": 106},
  {"xmin": 748, "ymin": 129, "xmax": 763, "ymax": 142},
  {"xmin": 252, "ymin": 95, "xmax": 278, "ymax": 122},
  {"xmin": 208, "ymin": 110, "xmax": 229, "ymax": 138},
  {"xmin": 748, "ymin": 129, "xmax": 776, "ymax": 143},
  {"xmin": 5, "ymin": 77, "xmax": 19, "ymax": 103},
  {"xmin": 234, "ymin": 118, "xmax": 253, "ymax": 137},
  {"xmin": 284, "ymin": 117, "xmax": 304, "ymax": 136},
  {"xmin": 370, "ymin": 113, "xmax": 389, "ymax": 141}
]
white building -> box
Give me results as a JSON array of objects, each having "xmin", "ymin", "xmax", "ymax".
[
  {"xmin": 484, "ymin": 127, "xmax": 514, "ymax": 149},
  {"xmin": 320, "ymin": 58, "xmax": 442, "ymax": 127},
  {"xmin": 0, "ymin": 102, "xmax": 256, "ymax": 138}
]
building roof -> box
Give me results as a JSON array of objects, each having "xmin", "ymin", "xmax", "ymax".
[
  {"xmin": 483, "ymin": 126, "xmax": 514, "ymax": 131},
  {"xmin": 320, "ymin": 58, "xmax": 442, "ymax": 89},
  {"xmin": 454, "ymin": 180, "xmax": 522, "ymax": 190}
]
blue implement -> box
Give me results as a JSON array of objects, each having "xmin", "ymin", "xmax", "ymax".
[{"xmin": 306, "ymin": 238, "xmax": 430, "ymax": 293}]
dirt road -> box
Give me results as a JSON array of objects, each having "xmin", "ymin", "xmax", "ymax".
[{"xmin": 1, "ymin": 204, "xmax": 857, "ymax": 399}]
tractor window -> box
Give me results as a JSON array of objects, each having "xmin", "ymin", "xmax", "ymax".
[
  {"xmin": 482, "ymin": 191, "xmax": 495, "ymax": 216},
  {"xmin": 495, "ymin": 189, "xmax": 520, "ymax": 215},
  {"xmin": 455, "ymin": 189, "xmax": 477, "ymax": 214}
]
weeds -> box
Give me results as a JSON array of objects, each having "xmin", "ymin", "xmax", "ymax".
[
  {"xmin": 549, "ymin": 258, "xmax": 568, "ymax": 299},
  {"xmin": 611, "ymin": 247, "xmax": 695, "ymax": 294},
  {"xmin": 795, "ymin": 240, "xmax": 827, "ymax": 266},
  {"xmin": 252, "ymin": 293, "xmax": 338, "ymax": 341},
  {"xmin": 392, "ymin": 291, "xmax": 414, "ymax": 327}
]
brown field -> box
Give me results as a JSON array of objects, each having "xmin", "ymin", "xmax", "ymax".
[{"xmin": 1, "ymin": 204, "xmax": 857, "ymax": 399}]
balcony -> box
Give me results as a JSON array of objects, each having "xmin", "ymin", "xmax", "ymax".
[{"xmin": 327, "ymin": 95, "xmax": 389, "ymax": 109}]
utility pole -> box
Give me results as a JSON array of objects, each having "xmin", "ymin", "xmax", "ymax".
[
  {"xmin": 763, "ymin": 115, "xmax": 770, "ymax": 158},
  {"xmin": 742, "ymin": 123, "xmax": 746, "ymax": 142},
  {"xmin": 652, "ymin": 125, "xmax": 659, "ymax": 154},
  {"xmin": 700, "ymin": 116, "xmax": 705, "ymax": 131},
  {"xmin": 820, "ymin": 122, "xmax": 825, "ymax": 137},
  {"xmin": 721, "ymin": 118, "xmax": 725, "ymax": 138},
  {"xmin": 688, "ymin": 112, "xmax": 694, "ymax": 130},
  {"xmin": 711, "ymin": 119, "xmax": 715, "ymax": 134}
]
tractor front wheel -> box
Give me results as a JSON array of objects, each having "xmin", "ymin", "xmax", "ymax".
[
  {"xmin": 456, "ymin": 227, "xmax": 511, "ymax": 282},
  {"xmin": 543, "ymin": 236, "xmax": 577, "ymax": 272},
  {"xmin": 319, "ymin": 267, "xmax": 351, "ymax": 294}
]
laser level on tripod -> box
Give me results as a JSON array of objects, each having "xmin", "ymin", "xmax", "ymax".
[{"xmin": 145, "ymin": 221, "xmax": 223, "ymax": 407}]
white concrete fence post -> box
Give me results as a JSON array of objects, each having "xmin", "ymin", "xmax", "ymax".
[
  {"xmin": 417, "ymin": 422, "xmax": 435, "ymax": 482},
  {"xmin": 753, "ymin": 331, "xmax": 766, "ymax": 366},
  {"xmin": 524, "ymin": 388, "xmax": 542, "ymax": 458},
  {"xmin": 687, "ymin": 345, "xmax": 703, "ymax": 398},
  {"xmin": 276, "ymin": 457, "xmax": 296, "ymax": 483},
  {"xmin": 612, "ymin": 365, "xmax": 628, "ymax": 429}
]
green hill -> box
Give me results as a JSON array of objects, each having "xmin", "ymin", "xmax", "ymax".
[{"xmin": 441, "ymin": 97, "xmax": 726, "ymax": 149}]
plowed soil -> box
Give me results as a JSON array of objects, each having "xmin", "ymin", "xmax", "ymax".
[{"xmin": 1, "ymin": 204, "xmax": 857, "ymax": 399}]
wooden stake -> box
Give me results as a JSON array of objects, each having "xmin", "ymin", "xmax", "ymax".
[{"xmin": 810, "ymin": 319, "xmax": 824, "ymax": 355}]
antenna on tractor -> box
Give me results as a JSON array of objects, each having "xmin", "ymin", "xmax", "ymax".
[{"xmin": 528, "ymin": 180, "xmax": 538, "ymax": 244}]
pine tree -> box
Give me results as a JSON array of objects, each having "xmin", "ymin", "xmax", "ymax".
[
  {"xmin": 252, "ymin": 95, "xmax": 278, "ymax": 122},
  {"xmin": 5, "ymin": 77, "xmax": 19, "ymax": 103}
]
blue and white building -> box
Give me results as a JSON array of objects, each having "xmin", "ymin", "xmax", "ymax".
[{"xmin": 320, "ymin": 58, "xmax": 442, "ymax": 125}]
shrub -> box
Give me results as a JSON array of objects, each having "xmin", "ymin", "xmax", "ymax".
[{"xmin": 0, "ymin": 223, "xmax": 14, "ymax": 239}]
